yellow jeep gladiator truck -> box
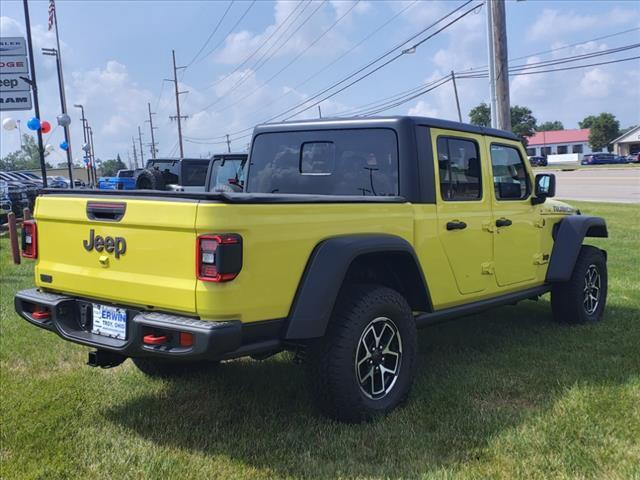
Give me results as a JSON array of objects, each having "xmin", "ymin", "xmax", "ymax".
[{"xmin": 15, "ymin": 117, "xmax": 608, "ymax": 423}]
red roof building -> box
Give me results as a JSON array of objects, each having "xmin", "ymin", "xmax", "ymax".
[{"xmin": 525, "ymin": 129, "xmax": 593, "ymax": 157}]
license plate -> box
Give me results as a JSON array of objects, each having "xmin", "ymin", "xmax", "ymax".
[{"xmin": 91, "ymin": 304, "xmax": 127, "ymax": 340}]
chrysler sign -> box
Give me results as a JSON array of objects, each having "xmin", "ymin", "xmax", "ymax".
[{"xmin": 0, "ymin": 36, "xmax": 31, "ymax": 111}]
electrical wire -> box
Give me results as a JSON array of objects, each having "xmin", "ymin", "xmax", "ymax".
[
  {"xmin": 206, "ymin": 0, "xmax": 360, "ymax": 116},
  {"xmin": 204, "ymin": 1, "xmax": 307, "ymax": 90},
  {"xmin": 200, "ymin": 0, "xmax": 327, "ymax": 112},
  {"xmin": 185, "ymin": 1, "xmax": 235, "ymax": 67}
]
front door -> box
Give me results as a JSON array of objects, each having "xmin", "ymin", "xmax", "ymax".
[
  {"xmin": 432, "ymin": 129, "xmax": 493, "ymax": 295},
  {"xmin": 488, "ymin": 141, "xmax": 540, "ymax": 287}
]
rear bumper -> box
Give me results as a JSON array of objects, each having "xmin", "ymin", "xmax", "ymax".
[{"xmin": 14, "ymin": 288, "xmax": 270, "ymax": 361}]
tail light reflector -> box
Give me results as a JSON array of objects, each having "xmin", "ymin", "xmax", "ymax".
[
  {"xmin": 21, "ymin": 220, "xmax": 37, "ymax": 258},
  {"xmin": 196, "ymin": 234, "xmax": 242, "ymax": 282}
]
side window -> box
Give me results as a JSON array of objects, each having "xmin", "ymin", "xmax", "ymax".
[
  {"xmin": 436, "ymin": 136, "xmax": 482, "ymax": 201},
  {"xmin": 181, "ymin": 161, "xmax": 210, "ymax": 186},
  {"xmin": 490, "ymin": 144, "xmax": 530, "ymax": 200}
]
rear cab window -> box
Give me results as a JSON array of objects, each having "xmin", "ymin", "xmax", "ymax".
[{"xmin": 246, "ymin": 129, "xmax": 399, "ymax": 196}]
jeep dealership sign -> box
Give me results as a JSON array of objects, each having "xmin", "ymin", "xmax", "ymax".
[{"xmin": 0, "ymin": 37, "xmax": 32, "ymax": 111}]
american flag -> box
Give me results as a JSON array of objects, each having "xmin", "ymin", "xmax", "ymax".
[{"xmin": 48, "ymin": 0, "xmax": 56, "ymax": 31}]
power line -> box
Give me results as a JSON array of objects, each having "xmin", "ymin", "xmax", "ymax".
[
  {"xmin": 280, "ymin": 0, "xmax": 483, "ymax": 121},
  {"xmin": 200, "ymin": 0, "xmax": 326, "ymax": 112},
  {"xmin": 204, "ymin": 1, "xmax": 307, "ymax": 91},
  {"xmin": 183, "ymin": 0, "xmax": 419, "ymax": 142},
  {"xmin": 197, "ymin": 0, "xmax": 257, "ymax": 64},
  {"xmin": 185, "ymin": 1, "xmax": 235, "ymax": 67},
  {"xmin": 206, "ymin": 0, "xmax": 359, "ymax": 116}
]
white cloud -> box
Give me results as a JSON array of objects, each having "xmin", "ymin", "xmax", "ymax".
[
  {"xmin": 579, "ymin": 68, "xmax": 613, "ymax": 98},
  {"xmin": 407, "ymin": 100, "xmax": 438, "ymax": 117},
  {"xmin": 528, "ymin": 8, "xmax": 638, "ymax": 41}
]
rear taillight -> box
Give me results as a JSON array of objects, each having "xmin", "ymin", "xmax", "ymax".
[
  {"xmin": 196, "ymin": 234, "xmax": 242, "ymax": 282},
  {"xmin": 21, "ymin": 220, "xmax": 37, "ymax": 259}
]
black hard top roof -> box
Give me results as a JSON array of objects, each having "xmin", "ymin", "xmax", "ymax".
[{"xmin": 252, "ymin": 116, "xmax": 520, "ymax": 142}]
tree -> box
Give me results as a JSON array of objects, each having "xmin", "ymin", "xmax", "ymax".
[
  {"xmin": 578, "ymin": 115, "xmax": 598, "ymax": 129},
  {"xmin": 590, "ymin": 116, "xmax": 620, "ymax": 152},
  {"xmin": 468, "ymin": 103, "xmax": 537, "ymax": 143},
  {"xmin": 0, "ymin": 134, "xmax": 53, "ymax": 171},
  {"xmin": 510, "ymin": 106, "xmax": 537, "ymax": 144},
  {"xmin": 99, "ymin": 155, "xmax": 127, "ymax": 176},
  {"xmin": 537, "ymin": 121, "xmax": 564, "ymax": 131},
  {"xmin": 469, "ymin": 102, "xmax": 491, "ymax": 127},
  {"xmin": 580, "ymin": 113, "xmax": 620, "ymax": 152}
]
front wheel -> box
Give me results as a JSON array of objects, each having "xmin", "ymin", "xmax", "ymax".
[
  {"xmin": 551, "ymin": 245, "xmax": 608, "ymax": 324},
  {"xmin": 305, "ymin": 284, "xmax": 417, "ymax": 423}
]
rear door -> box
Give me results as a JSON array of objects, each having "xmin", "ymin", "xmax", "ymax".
[
  {"xmin": 431, "ymin": 129, "xmax": 494, "ymax": 295},
  {"xmin": 487, "ymin": 140, "xmax": 540, "ymax": 286},
  {"xmin": 35, "ymin": 195, "xmax": 198, "ymax": 314}
]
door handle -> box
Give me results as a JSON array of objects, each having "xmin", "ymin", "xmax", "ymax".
[
  {"xmin": 496, "ymin": 218, "xmax": 513, "ymax": 227},
  {"xmin": 446, "ymin": 220, "xmax": 467, "ymax": 231}
]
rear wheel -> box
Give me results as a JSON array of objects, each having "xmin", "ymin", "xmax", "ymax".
[
  {"xmin": 551, "ymin": 245, "xmax": 607, "ymax": 324},
  {"xmin": 306, "ymin": 284, "xmax": 417, "ymax": 423},
  {"xmin": 132, "ymin": 357, "xmax": 219, "ymax": 378}
]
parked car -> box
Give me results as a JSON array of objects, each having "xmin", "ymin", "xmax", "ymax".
[
  {"xmin": 98, "ymin": 169, "xmax": 141, "ymax": 190},
  {"xmin": 1, "ymin": 180, "xmax": 12, "ymax": 224},
  {"xmin": 1, "ymin": 180, "xmax": 29, "ymax": 216},
  {"xmin": 47, "ymin": 176, "xmax": 70, "ymax": 189},
  {"xmin": 0, "ymin": 172, "xmax": 40, "ymax": 210},
  {"xmin": 528, "ymin": 155, "xmax": 547, "ymax": 167},
  {"xmin": 626, "ymin": 153, "xmax": 639, "ymax": 163},
  {"xmin": 15, "ymin": 116, "xmax": 608, "ymax": 423},
  {"xmin": 581, "ymin": 153, "xmax": 619, "ymax": 165},
  {"xmin": 137, "ymin": 154, "xmax": 247, "ymax": 192}
]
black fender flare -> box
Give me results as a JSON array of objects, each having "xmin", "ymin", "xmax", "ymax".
[
  {"xmin": 546, "ymin": 215, "xmax": 608, "ymax": 283},
  {"xmin": 284, "ymin": 234, "xmax": 430, "ymax": 340}
]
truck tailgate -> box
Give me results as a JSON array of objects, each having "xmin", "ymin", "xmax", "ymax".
[{"xmin": 34, "ymin": 195, "xmax": 197, "ymax": 314}]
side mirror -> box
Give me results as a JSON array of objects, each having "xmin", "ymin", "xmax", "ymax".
[{"xmin": 532, "ymin": 173, "xmax": 555, "ymax": 205}]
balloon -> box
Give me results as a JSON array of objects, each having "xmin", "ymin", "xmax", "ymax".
[
  {"xmin": 2, "ymin": 118, "xmax": 17, "ymax": 131},
  {"xmin": 45, "ymin": 144, "xmax": 54, "ymax": 153},
  {"xmin": 27, "ymin": 117, "xmax": 41, "ymax": 131},
  {"xmin": 60, "ymin": 140, "xmax": 69, "ymax": 151},
  {"xmin": 56, "ymin": 113, "xmax": 71, "ymax": 127},
  {"xmin": 41, "ymin": 121, "xmax": 51, "ymax": 134}
]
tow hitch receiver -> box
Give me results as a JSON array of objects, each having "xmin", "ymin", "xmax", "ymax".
[{"xmin": 87, "ymin": 350, "xmax": 126, "ymax": 368}]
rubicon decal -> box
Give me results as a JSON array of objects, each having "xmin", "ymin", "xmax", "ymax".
[{"xmin": 83, "ymin": 229, "xmax": 126, "ymax": 258}]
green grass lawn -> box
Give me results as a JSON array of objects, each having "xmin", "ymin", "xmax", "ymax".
[{"xmin": 1, "ymin": 201, "xmax": 639, "ymax": 479}]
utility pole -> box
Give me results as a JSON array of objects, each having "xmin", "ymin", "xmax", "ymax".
[
  {"xmin": 318, "ymin": 105, "xmax": 322, "ymax": 118},
  {"xmin": 132, "ymin": 137, "xmax": 139, "ymax": 169},
  {"xmin": 146, "ymin": 102, "xmax": 158, "ymax": 158},
  {"xmin": 127, "ymin": 150, "xmax": 132, "ymax": 169},
  {"xmin": 166, "ymin": 50, "xmax": 188, "ymax": 158},
  {"xmin": 451, "ymin": 71, "xmax": 462, "ymax": 123},
  {"xmin": 490, "ymin": 0, "xmax": 511, "ymax": 131},
  {"xmin": 138, "ymin": 126, "xmax": 145, "ymax": 165},
  {"xmin": 226, "ymin": 134, "xmax": 231, "ymax": 153},
  {"xmin": 22, "ymin": 0, "xmax": 47, "ymax": 187},
  {"xmin": 486, "ymin": 0, "xmax": 498, "ymax": 129},
  {"xmin": 88, "ymin": 125, "xmax": 97, "ymax": 180}
]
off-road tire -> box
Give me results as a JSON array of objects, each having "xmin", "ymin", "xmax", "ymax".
[
  {"xmin": 135, "ymin": 168, "xmax": 165, "ymax": 190},
  {"xmin": 305, "ymin": 284, "xmax": 417, "ymax": 423},
  {"xmin": 551, "ymin": 245, "xmax": 607, "ymax": 324},
  {"xmin": 132, "ymin": 358, "xmax": 219, "ymax": 378}
]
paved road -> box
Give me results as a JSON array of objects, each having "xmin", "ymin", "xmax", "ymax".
[{"xmin": 544, "ymin": 167, "xmax": 640, "ymax": 204}]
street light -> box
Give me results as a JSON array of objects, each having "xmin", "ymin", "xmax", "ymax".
[
  {"xmin": 42, "ymin": 47, "xmax": 74, "ymax": 188},
  {"xmin": 73, "ymin": 104, "xmax": 94, "ymax": 187}
]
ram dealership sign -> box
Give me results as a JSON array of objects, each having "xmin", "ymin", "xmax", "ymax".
[{"xmin": 0, "ymin": 37, "xmax": 32, "ymax": 111}]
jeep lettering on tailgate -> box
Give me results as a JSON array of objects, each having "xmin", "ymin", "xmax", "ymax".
[{"xmin": 83, "ymin": 229, "xmax": 126, "ymax": 258}]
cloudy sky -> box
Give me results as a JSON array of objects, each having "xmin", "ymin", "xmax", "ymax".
[{"xmin": 1, "ymin": 0, "xmax": 639, "ymax": 166}]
